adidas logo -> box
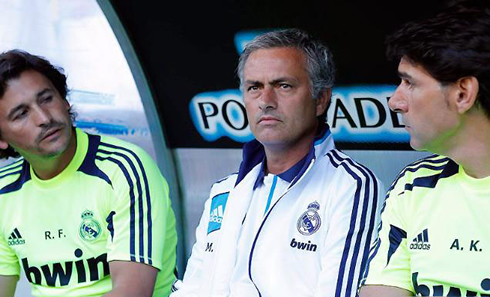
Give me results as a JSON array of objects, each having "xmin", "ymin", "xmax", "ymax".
[
  {"xmin": 8, "ymin": 228, "xmax": 25, "ymax": 246},
  {"xmin": 209, "ymin": 205, "xmax": 224, "ymax": 223},
  {"xmin": 410, "ymin": 228, "xmax": 430, "ymax": 250}
]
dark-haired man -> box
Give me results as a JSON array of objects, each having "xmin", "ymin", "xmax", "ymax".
[
  {"xmin": 172, "ymin": 29, "xmax": 384, "ymax": 297},
  {"xmin": 360, "ymin": 1, "xmax": 490, "ymax": 296},
  {"xmin": 0, "ymin": 50, "xmax": 177, "ymax": 297}
]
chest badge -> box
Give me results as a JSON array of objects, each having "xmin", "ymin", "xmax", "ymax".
[
  {"xmin": 297, "ymin": 201, "xmax": 321, "ymax": 236},
  {"xmin": 79, "ymin": 210, "xmax": 101, "ymax": 242}
]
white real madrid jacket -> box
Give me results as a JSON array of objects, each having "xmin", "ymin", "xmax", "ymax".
[{"xmin": 172, "ymin": 127, "xmax": 384, "ymax": 297}]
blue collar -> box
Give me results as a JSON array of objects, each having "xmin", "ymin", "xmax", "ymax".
[
  {"xmin": 236, "ymin": 125, "xmax": 330, "ymax": 188},
  {"xmin": 252, "ymin": 147, "xmax": 314, "ymax": 190}
]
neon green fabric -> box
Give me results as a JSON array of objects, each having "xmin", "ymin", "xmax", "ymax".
[
  {"xmin": 0, "ymin": 128, "xmax": 176, "ymax": 296},
  {"xmin": 362, "ymin": 155, "xmax": 490, "ymax": 296}
]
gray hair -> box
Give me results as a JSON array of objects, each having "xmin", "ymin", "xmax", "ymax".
[{"xmin": 237, "ymin": 28, "xmax": 335, "ymax": 100}]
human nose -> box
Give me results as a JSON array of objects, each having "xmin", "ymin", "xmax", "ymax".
[
  {"xmin": 259, "ymin": 86, "xmax": 277, "ymax": 110},
  {"xmin": 33, "ymin": 106, "xmax": 51, "ymax": 126},
  {"xmin": 388, "ymin": 86, "xmax": 408, "ymax": 113}
]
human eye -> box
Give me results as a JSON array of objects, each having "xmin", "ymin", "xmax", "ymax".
[
  {"xmin": 12, "ymin": 109, "xmax": 28, "ymax": 121},
  {"xmin": 246, "ymin": 83, "xmax": 263, "ymax": 94},
  {"xmin": 279, "ymin": 83, "xmax": 292, "ymax": 89},
  {"xmin": 401, "ymin": 78, "xmax": 414, "ymax": 88},
  {"xmin": 40, "ymin": 95, "xmax": 53, "ymax": 104}
]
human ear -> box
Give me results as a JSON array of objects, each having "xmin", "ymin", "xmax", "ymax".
[
  {"xmin": 0, "ymin": 139, "xmax": 9, "ymax": 150},
  {"xmin": 316, "ymin": 88, "xmax": 331, "ymax": 116},
  {"xmin": 64, "ymin": 99, "xmax": 71, "ymax": 110},
  {"xmin": 454, "ymin": 76, "xmax": 479, "ymax": 114}
]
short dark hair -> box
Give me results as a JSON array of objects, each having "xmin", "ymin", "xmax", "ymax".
[
  {"xmin": 0, "ymin": 50, "xmax": 72, "ymax": 159},
  {"xmin": 386, "ymin": 0, "xmax": 490, "ymax": 117},
  {"xmin": 0, "ymin": 50, "xmax": 68, "ymax": 100},
  {"xmin": 238, "ymin": 28, "xmax": 335, "ymax": 130}
]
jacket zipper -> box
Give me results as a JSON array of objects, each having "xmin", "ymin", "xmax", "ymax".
[{"xmin": 247, "ymin": 158, "xmax": 316, "ymax": 296}]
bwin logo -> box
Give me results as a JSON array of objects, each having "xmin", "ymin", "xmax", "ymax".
[
  {"xmin": 209, "ymin": 205, "xmax": 224, "ymax": 223},
  {"xmin": 22, "ymin": 248, "xmax": 109, "ymax": 286},
  {"xmin": 412, "ymin": 272, "xmax": 490, "ymax": 296},
  {"xmin": 290, "ymin": 238, "xmax": 317, "ymax": 252}
]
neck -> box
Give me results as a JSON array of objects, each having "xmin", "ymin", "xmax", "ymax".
[
  {"xmin": 264, "ymin": 134, "xmax": 314, "ymax": 175},
  {"xmin": 441, "ymin": 113, "xmax": 490, "ymax": 179},
  {"xmin": 28, "ymin": 130, "xmax": 77, "ymax": 180}
]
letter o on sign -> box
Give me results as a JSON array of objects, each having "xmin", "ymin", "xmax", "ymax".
[{"xmin": 222, "ymin": 100, "xmax": 248, "ymax": 130}]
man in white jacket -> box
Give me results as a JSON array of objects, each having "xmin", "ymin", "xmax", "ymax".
[{"xmin": 172, "ymin": 28, "xmax": 384, "ymax": 297}]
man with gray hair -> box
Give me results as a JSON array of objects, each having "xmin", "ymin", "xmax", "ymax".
[{"xmin": 172, "ymin": 28, "xmax": 384, "ymax": 297}]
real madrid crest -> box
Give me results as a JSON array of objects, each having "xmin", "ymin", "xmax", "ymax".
[
  {"xmin": 79, "ymin": 210, "xmax": 101, "ymax": 242},
  {"xmin": 297, "ymin": 201, "xmax": 321, "ymax": 236}
]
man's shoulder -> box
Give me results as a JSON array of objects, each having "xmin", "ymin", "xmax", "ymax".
[
  {"xmin": 320, "ymin": 149, "xmax": 379, "ymax": 183},
  {"xmin": 82, "ymin": 132, "xmax": 160, "ymax": 185},
  {"xmin": 89, "ymin": 132, "xmax": 156, "ymax": 168},
  {"xmin": 95, "ymin": 133, "xmax": 148, "ymax": 156},
  {"xmin": 209, "ymin": 172, "xmax": 238, "ymax": 194},
  {"xmin": 394, "ymin": 154, "xmax": 451, "ymax": 183},
  {"xmin": 388, "ymin": 154, "xmax": 454, "ymax": 195},
  {"xmin": 0, "ymin": 158, "xmax": 26, "ymax": 191}
]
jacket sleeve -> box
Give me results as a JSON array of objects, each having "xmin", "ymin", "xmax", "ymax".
[
  {"xmin": 170, "ymin": 196, "xmax": 212, "ymax": 297},
  {"xmin": 313, "ymin": 163, "xmax": 384, "ymax": 297}
]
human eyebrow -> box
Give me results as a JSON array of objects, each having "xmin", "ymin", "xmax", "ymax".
[
  {"xmin": 270, "ymin": 77, "xmax": 296, "ymax": 85},
  {"xmin": 244, "ymin": 80, "xmax": 262, "ymax": 86},
  {"xmin": 397, "ymin": 71, "xmax": 412, "ymax": 80},
  {"xmin": 244, "ymin": 80, "xmax": 264, "ymax": 91},
  {"xmin": 36, "ymin": 88, "xmax": 53, "ymax": 98}
]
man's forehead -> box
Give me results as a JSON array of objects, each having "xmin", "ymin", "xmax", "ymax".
[
  {"xmin": 399, "ymin": 56, "xmax": 417, "ymax": 69},
  {"xmin": 398, "ymin": 57, "xmax": 429, "ymax": 76},
  {"xmin": 5, "ymin": 70, "xmax": 54, "ymax": 92},
  {"xmin": 243, "ymin": 47, "xmax": 308, "ymax": 79}
]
